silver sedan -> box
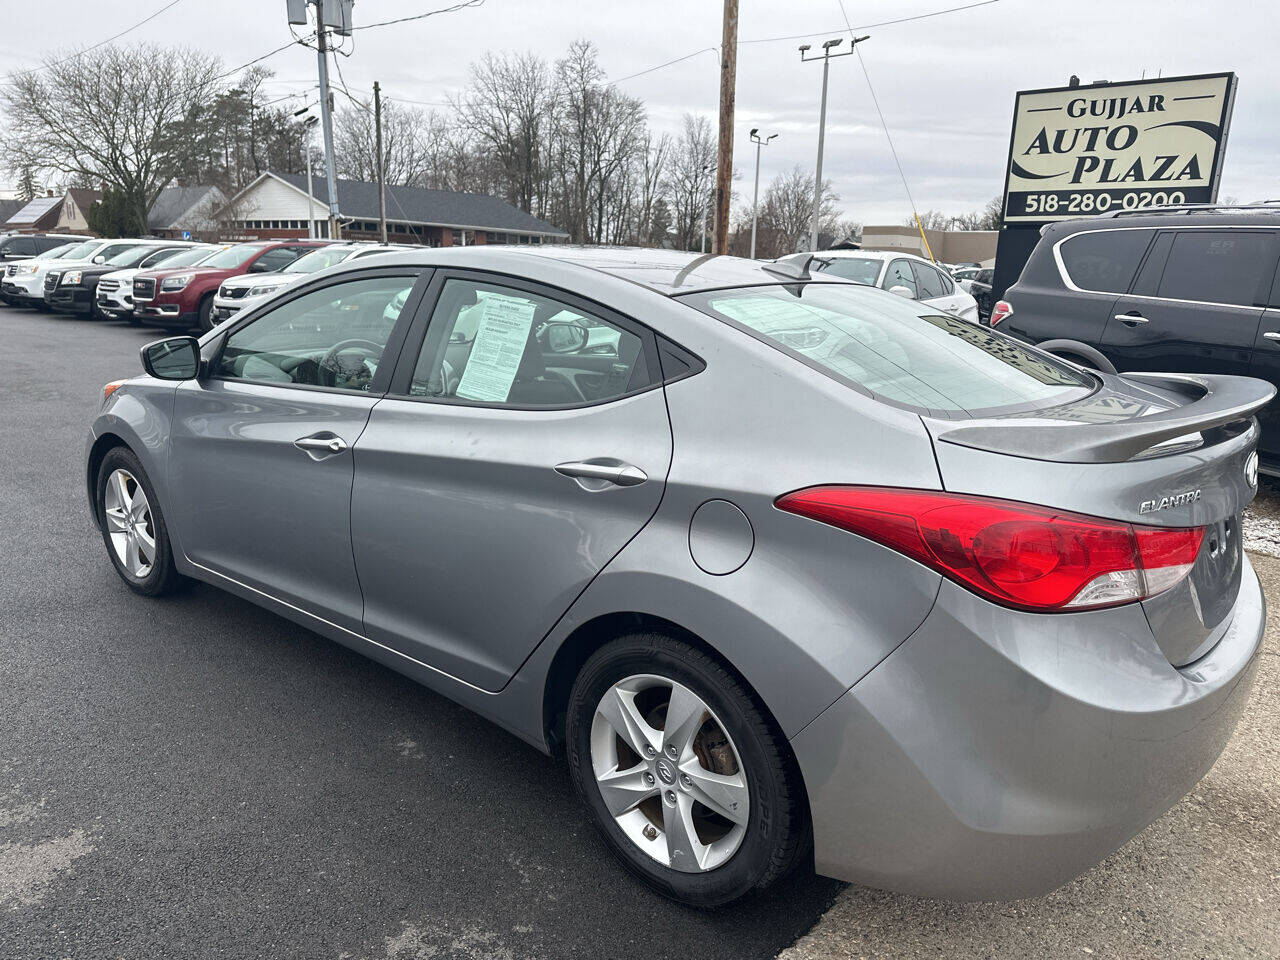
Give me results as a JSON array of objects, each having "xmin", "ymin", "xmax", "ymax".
[{"xmin": 86, "ymin": 247, "xmax": 1269, "ymax": 906}]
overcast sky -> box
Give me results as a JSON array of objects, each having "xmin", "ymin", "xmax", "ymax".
[{"xmin": 4, "ymin": 0, "xmax": 1277, "ymax": 224}]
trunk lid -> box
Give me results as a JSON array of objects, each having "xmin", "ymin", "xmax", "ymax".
[{"xmin": 923, "ymin": 371, "xmax": 1273, "ymax": 666}]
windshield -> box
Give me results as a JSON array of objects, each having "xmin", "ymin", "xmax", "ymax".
[
  {"xmin": 105, "ymin": 245, "xmax": 157, "ymax": 267},
  {"xmin": 684, "ymin": 284, "xmax": 1094, "ymax": 416},
  {"xmin": 815, "ymin": 257, "xmax": 883, "ymax": 285},
  {"xmin": 37, "ymin": 243, "xmax": 79, "ymax": 259},
  {"xmin": 283, "ymin": 247, "xmax": 357, "ymax": 273},
  {"xmin": 156, "ymin": 246, "xmax": 220, "ymax": 268},
  {"xmin": 197, "ymin": 244, "xmax": 267, "ymax": 269},
  {"xmin": 61, "ymin": 241, "xmax": 101, "ymax": 260}
]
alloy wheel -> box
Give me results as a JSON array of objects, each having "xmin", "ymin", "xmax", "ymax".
[
  {"xmin": 590, "ymin": 674, "xmax": 750, "ymax": 873},
  {"xmin": 103, "ymin": 468, "xmax": 156, "ymax": 578}
]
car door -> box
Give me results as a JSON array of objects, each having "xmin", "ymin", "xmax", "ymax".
[
  {"xmin": 910, "ymin": 259, "xmax": 969, "ymax": 316},
  {"xmin": 167, "ymin": 268, "xmax": 428, "ymax": 631},
  {"xmin": 350, "ymin": 271, "xmax": 673, "ymax": 691},
  {"xmin": 1103, "ymin": 229, "xmax": 1277, "ymax": 375},
  {"xmin": 881, "ymin": 258, "xmax": 918, "ymax": 299},
  {"xmin": 1247, "ymin": 256, "xmax": 1280, "ymax": 464}
]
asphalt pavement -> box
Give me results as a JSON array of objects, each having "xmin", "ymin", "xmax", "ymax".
[
  {"xmin": 3, "ymin": 305, "xmax": 1277, "ymax": 960},
  {"xmin": 0, "ymin": 307, "xmax": 841, "ymax": 959}
]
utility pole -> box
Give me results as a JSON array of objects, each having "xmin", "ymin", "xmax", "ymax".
[
  {"xmin": 313, "ymin": 0, "xmax": 341, "ymax": 240},
  {"xmin": 373, "ymin": 81, "xmax": 388, "ymax": 244},
  {"xmin": 800, "ymin": 35, "xmax": 866, "ymax": 251},
  {"xmin": 712, "ymin": 0, "xmax": 738, "ymax": 255},
  {"xmin": 748, "ymin": 128, "xmax": 776, "ymax": 259}
]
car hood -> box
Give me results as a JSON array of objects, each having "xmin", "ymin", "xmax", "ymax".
[{"xmin": 219, "ymin": 272, "xmax": 303, "ymax": 291}]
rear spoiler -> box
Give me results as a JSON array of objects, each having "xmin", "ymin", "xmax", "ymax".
[{"xmin": 931, "ymin": 373, "xmax": 1276, "ymax": 464}]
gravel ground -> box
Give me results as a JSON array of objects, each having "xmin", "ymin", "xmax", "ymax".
[{"xmin": 781, "ymin": 548, "xmax": 1280, "ymax": 960}]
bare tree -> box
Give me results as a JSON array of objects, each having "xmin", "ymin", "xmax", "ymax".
[
  {"xmin": 664, "ymin": 113, "xmax": 716, "ymax": 251},
  {"xmin": 453, "ymin": 51, "xmax": 555, "ymax": 216},
  {"xmin": 751, "ymin": 166, "xmax": 840, "ymax": 255},
  {"xmin": 2, "ymin": 44, "xmax": 223, "ymax": 229},
  {"xmin": 906, "ymin": 209, "xmax": 952, "ymax": 231},
  {"xmin": 950, "ymin": 195, "xmax": 1003, "ymax": 230},
  {"xmin": 333, "ymin": 98, "xmax": 432, "ymax": 186}
]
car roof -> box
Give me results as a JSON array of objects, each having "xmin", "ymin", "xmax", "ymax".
[
  {"xmin": 335, "ymin": 245, "xmax": 856, "ymax": 296},
  {"xmin": 1045, "ymin": 206, "xmax": 1280, "ymax": 237}
]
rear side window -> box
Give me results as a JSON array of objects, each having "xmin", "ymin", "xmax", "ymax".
[
  {"xmin": 1058, "ymin": 229, "xmax": 1152, "ymax": 293},
  {"xmin": 6, "ymin": 237, "xmax": 36, "ymax": 256},
  {"xmin": 406, "ymin": 278, "xmax": 654, "ymax": 407},
  {"xmin": 815, "ymin": 257, "xmax": 882, "ymax": 285},
  {"xmin": 1155, "ymin": 231, "xmax": 1278, "ymax": 307},
  {"xmin": 683, "ymin": 284, "xmax": 1093, "ymax": 416}
]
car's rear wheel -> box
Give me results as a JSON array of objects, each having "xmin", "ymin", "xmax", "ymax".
[
  {"xmin": 95, "ymin": 447, "xmax": 186, "ymax": 596},
  {"xmin": 566, "ymin": 633, "xmax": 808, "ymax": 907}
]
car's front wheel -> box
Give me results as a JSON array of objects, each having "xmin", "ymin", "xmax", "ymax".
[
  {"xmin": 95, "ymin": 446, "xmax": 187, "ymax": 596},
  {"xmin": 566, "ymin": 633, "xmax": 808, "ymax": 907}
]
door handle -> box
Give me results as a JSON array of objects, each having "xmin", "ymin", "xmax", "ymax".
[
  {"xmin": 555, "ymin": 459, "xmax": 647, "ymax": 487},
  {"xmin": 1114, "ymin": 312, "xmax": 1149, "ymax": 325},
  {"xmin": 1264, "ymin": 332, "xmax": 1280, "ymax": 342},
  {"xmin": 294, "ymin": 434, "xmax": 348, "ymax": 455}
]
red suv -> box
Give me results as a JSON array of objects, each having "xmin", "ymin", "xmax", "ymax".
[{"xmin": 132, "ymin": 241, "xmax": 329, "ymax": 331}]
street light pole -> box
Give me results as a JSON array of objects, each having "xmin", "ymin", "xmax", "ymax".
[
  {"xmin": 294, "ymin": 108, "xmax": 321, "ymax": 239},
  {"xmin": 800, "ymin": 35, "xmax": 867, "ymax": 252},
  {"xmin": 748, "ymin": 128, "xmax": 777, "ymax": 259},
  {"xmin": 700, "ymin": 162, "xmax": 713, "ymax": 253}
]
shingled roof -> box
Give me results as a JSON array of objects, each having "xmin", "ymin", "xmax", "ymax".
[{"xmin": 254, "ymin": 171, "xmax": 567, "ymax": 237}]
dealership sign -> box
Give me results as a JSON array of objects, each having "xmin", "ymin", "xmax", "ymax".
[{"xmin": 1001, "ymin": 73, "xmax": 1236, "ymax": 223}]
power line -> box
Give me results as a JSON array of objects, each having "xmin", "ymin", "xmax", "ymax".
[
  {"xmin": 350, "ymin": 0, "xmax": 485, "ymax": 31},
  {"xmin": 739, "ymin": 0, "xmax": 1000, "ymax": 45},
  {"xmin": 835, "ymin": 0, "xmax": 929, "ymax": 253},
  {"xmin": 608, "ymin": 0, "xmax": 999, "ymax": 87},
  {"xmin": 7, "ymin": 0, "xmax": 187, "ymax": 78},
  {"xmin": 214, "ymin": 36, "xmax": 315, "ymax": 83}
]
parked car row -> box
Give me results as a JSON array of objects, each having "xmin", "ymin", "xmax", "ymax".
[{"xmin": 0, "ymin": 235, "xmax": 418, "ymax": 331}]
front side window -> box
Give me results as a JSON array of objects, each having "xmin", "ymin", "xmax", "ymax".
[
  {"xmin": 816, "ymin": 256, "xmax": 882, "ymax": 285},
  {"xmin": 912, "ymin": 262, "xmax": 949, "ymax": 300},
  {"xmin": 105, "ymin": 245, "xmax": 159, "ymax": 268},
  {"xmin": 1156, "ymin": 231, "xmax": 1278, "ymax": 307},
  {"xmin": 1058, "ymin": 229, "xmax": 1152, "ymax": 293},
  {"xmin": 684, "ymin": 283, "xmax": 1094, "ymax": 415},
  {"xmin": 217, "ymin": 275, "xmax": 416, "ymax": 392},
  {"xmin": 95, "ymin": 243, "xmax": 140, "ymax": 262},
  {"xmin": 407, "ymin": 278, "xmax": 651, "ymax": 407},
  {"xmin": 883, "ymin": 260, "xmax": 918, "ymax": 298}
]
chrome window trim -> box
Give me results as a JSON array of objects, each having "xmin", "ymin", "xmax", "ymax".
[{"xmin": 1051, "ymin": 223, "xmax": 1280, "ymax": 310}]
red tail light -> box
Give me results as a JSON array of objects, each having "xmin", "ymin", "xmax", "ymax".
[
  {"xmin": 776, "ymin": 487, "xmax": 1205, "ymax": 612},
  {"xmin": 990, "ymin": 299, "xmax": 1013, "ymax": 326}
]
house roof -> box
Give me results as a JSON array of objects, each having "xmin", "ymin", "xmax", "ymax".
[
  {"xmin": 5, "ymin": 195, "xmax": 63, "ymax": 228},
  {"xmin": 65, "ymin": 188, "xmax": 102, "ymax": 213},
  {"xmin": 246, "ymin": 171, "xmax": 568, "ymax": 237},
  {"xmin": 149, "ymin": 185, "xmax": 224, "ymax": 229},
  {"xmin": 0, "ymin": 199, "xmax": 25, "ymax": 224}
]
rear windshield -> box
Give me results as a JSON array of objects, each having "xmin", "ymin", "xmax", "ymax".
[
  {"xmin": 814, "ymin": 257, "xmax": 882, "ymax": 285},
  {"xmin": 683, "ymin": 283, "xmax": 1094, "ymax": 416}
]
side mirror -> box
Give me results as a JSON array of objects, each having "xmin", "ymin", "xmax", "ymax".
[
  {"xmin": 140, "ymin": 336, "xmax": 201, "ymax": 380},
  {"xmin": 888, "ymin": 285, "xmax": 916, "ymax": 299},
  {"xmin": 92, "ymin": 255, "xmax": 105, "ymax": 263},
  {"xmin": 542, "ymin": 321, "xmax": 588, "ymax": 354},
  {"xmin": 247, "ymin": 261, "xmax": 272, "ymax": 273}
]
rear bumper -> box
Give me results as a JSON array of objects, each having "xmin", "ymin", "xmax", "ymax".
[{"xmin": 792, "ymin": 554, "xmax": 1264, "ymax": 900}]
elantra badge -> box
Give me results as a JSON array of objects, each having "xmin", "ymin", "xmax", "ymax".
[{"xmin": 1140, "ymin": 489, "xmax": 1202, "ymax": 514}]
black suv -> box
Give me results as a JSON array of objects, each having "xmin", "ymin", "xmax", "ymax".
[{"xmin": 996, "ymin": 205, "xmax": 1280, "ymax": 471}]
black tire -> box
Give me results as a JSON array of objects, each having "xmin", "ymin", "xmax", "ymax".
[
  {"xmin": 95, "ymin": 446, "xmax": 188, "ymax": 597},
  {"xmin": 566, "ymin": 632, "xmax": 809, "ymax": 907},
  {"xmin": 196, "ymin": 294, "xmax": 215, "ymax": 332}
]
